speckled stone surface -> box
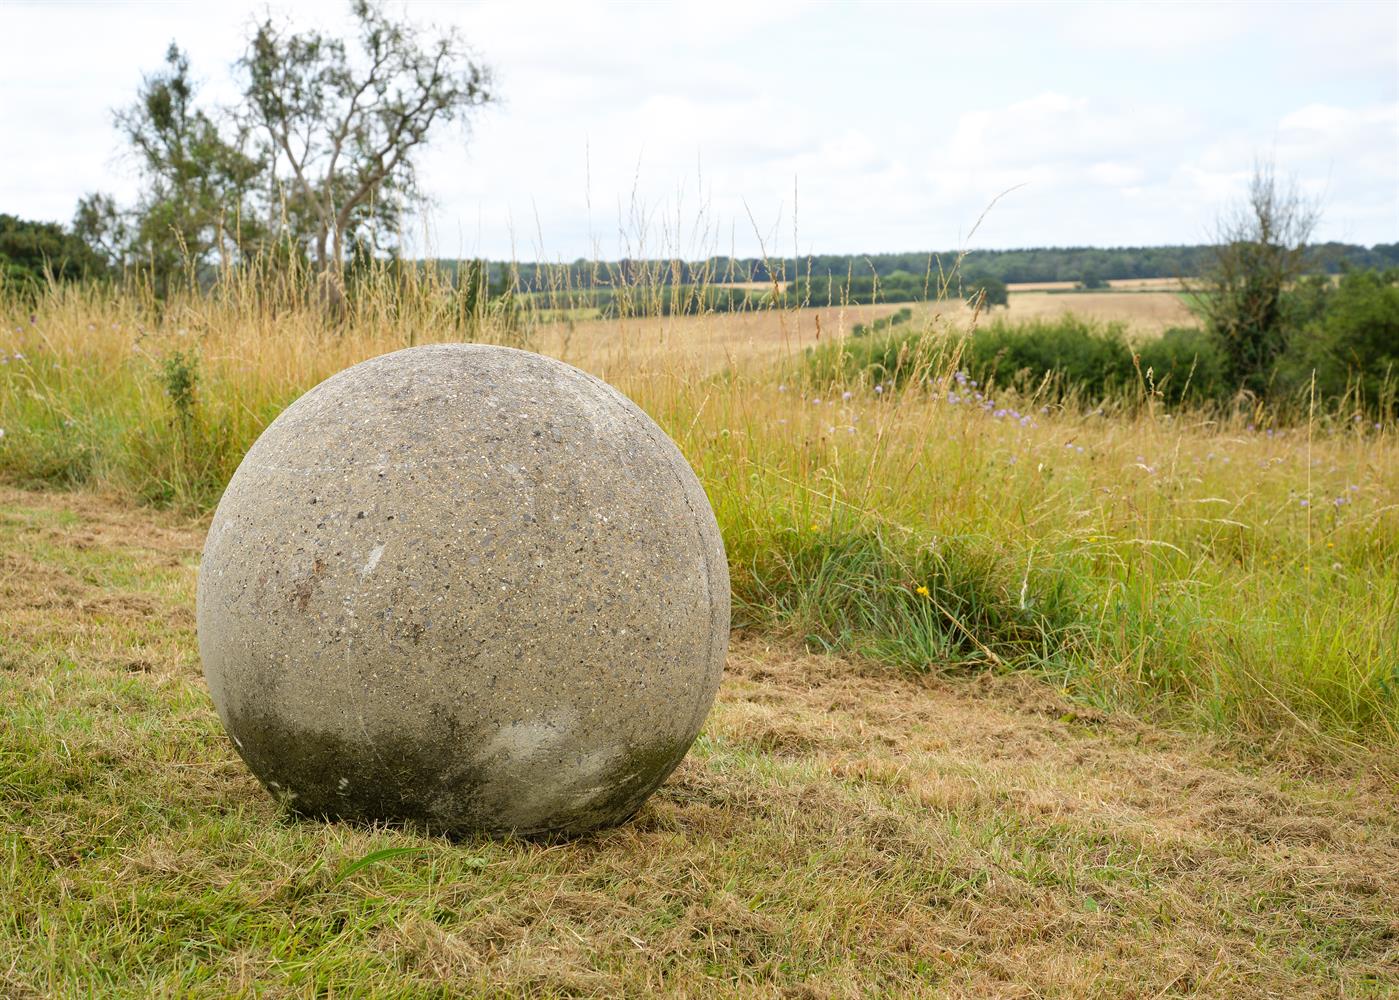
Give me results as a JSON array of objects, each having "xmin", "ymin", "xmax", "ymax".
[{"xmin": 196, "ymin": 344, "xmax": 729, "ymax": 837}]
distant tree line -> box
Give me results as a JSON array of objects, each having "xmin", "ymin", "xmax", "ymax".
[
  {"xmin": 807, "ymin": 169, "xmax": 1399, "ymax": 418},
  {"xmin": 812, "ymin": 267, "xmax": 1399, "ymax": 417},
  {"xmin": 492, "ymin": 243, "xmax": 1399, "ymax": 294}
]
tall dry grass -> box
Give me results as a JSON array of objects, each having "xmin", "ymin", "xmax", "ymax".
[{"xmin": 1, "ymin": 260, "xmax": 1396, "ymax": 761}]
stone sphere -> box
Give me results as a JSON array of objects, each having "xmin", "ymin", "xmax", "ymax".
[{"xmin": 196, "ymin": 344, "xmax": 729, "ymax": 837}]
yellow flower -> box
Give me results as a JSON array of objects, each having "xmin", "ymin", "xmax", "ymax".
[
  {"xmin": 915, "ymin": 585, "xmax": 930, "ymax": 597},
  {"xmin": 809, "ymin": 523, "xmax": 820, "ymax": 532}
]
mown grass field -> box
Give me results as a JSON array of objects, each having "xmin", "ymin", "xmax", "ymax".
[
  {"xmin": 1, "ymin": 273, "xmax": 1397, "ymax": 996},
  {"xmin": 2, "ymin": 486, "xmax": 1396, "ymax": 997}
]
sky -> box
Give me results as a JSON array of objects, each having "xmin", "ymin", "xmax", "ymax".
[{"xmin": 3, "ymin": 0, "xmax": 1397, "ymax": 261}]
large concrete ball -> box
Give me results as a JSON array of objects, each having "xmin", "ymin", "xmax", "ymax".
[{"xmin": 196, "ymin": 344, "xmax": 729, "ymax": 837}]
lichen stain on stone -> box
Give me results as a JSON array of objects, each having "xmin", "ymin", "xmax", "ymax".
[
  {"xmin": 360, "ymin": 544, "xmax": 384, "ymax": 580},
  {"xmin": 224, "ymin": 705, "xmax": 693, "ymax": 839}
]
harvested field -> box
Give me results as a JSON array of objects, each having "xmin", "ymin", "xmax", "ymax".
[
  {"xmin": 2, "ymin": 485, "xmax": 1396, "ymax": 997},
  {"xmin": 995, "ymin": 290, "xmax": 1193, "ymax": 332},
  {"xmin": 529, "ymin": 301, "xmax": 883, "ymax": 374},
  {"xmin": 1006, "ymin": 278, "xmax": 1188, "ymax": 292},
  {"xmin": 528, "ymin": 290, "xmax": 1194, "ymax": 375}
]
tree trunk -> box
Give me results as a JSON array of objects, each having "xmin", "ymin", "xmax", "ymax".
[{"xmin": 314, "ymin": 224, "xmax": 346, "ymax": 319}]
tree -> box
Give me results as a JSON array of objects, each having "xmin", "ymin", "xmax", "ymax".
[
  {"xmin": 1077, "ymin": 267, "xmax": 1108, "ymax": 290},
  {"xmin": 78, "ymin": 44, "xmax": 265, "ymax": 289},
  {"xmin": 0, "ymin": 214, "xmax": 108, "ymax": 287},
  {"xmin": 239, "ymin": 0, "xmax": 494, "ymax": 306},
  {"xmin": 71, "ymin": 193, "xmax": 132, "ymax": 271},
  {"xmin": 964, "ymin": 272, "xmax": 1008, "ymax": 309},
  {"xmin": 1275, "ymin": 268, "xmax": 1399, "ymax": 414},
  {"xmin": 122, "ymin": 44, "xmax": 266, "ymax": 284},
  {"xmin": 1190, "ymin": 163, "xmax": 1320, "ymax": 392}
]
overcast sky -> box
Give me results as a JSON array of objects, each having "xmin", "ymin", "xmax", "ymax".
[{"xmin": 3, "ymin": 0, "xmax": 1397, "ymax": 260}]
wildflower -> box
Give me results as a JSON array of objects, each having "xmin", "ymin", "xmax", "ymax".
[
  {"xmin": 1299, "ymin": 499, "xmax": 1309, "ymax": 508},
  {"xmin": 915, "ymin": 585, "xmax": 930, "ymax": 597},
  {"xmin": 0, "ymin": 428, "xmax": 5, "ymax": 439},
  {"xmin": 874, "ymin": 384, "xmax": 884, "ymax": 394},
  {"xmin": 809, "ymin": 522, "xmax": 820, "ymax": 531},
  {"xmin": 13, "ymin": 352, "xmax": 23, "ymax": 361},
  {"xmin": 842, "ymin": 391, "xmax": 853, "ymax": 401},
  {"xmin": 813, "ymin": 397, "xmax": 821, "ymax": 405},
  {"xmin": 778, "ymin": 384, "xmax": 787, "ymax": 392}
]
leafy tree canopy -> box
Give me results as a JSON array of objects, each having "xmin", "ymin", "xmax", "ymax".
[
  {"xmin": 76, "ymin": 1, "xmax": 495, "ymax": 300},
  {"xmin": 0, "ymin": 214, "xmax": 108, "ymax": 287}
]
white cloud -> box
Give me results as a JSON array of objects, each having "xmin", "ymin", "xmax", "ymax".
[
  {"xmin": 1088, "ymin": 162, "xmax": 1147, "ymax": 187},
  {"xmin": 1, "ymin": 0, "xmax": 1394, "ymax": 255},
  {"xmin": 1061, "ymin": 2, "xmax": 1252, "ymax": 51}
]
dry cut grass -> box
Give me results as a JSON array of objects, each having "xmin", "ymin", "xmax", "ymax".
[{"xmin": 1, "ymin": 486, "xmax": 1396, "ymax": 997}]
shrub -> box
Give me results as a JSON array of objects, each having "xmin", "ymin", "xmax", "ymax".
[
  {"xmin": 808, "ymin": 316, "xmax": 1231, "ymax": 409},
  {"xmin": 850, "ymin": 307, "xmax": 914, "ymax": 340},
  {"xmin": 1135, "ymin": 327, "xmax": 1230, "ymax": 405},
  {"xmin": 1274, "ymin": 269, "xmax": 1399, "ymax": 415},
  {"xmin": 958, "ymin": 317, "xmax": 1136, "ymax": 399}
]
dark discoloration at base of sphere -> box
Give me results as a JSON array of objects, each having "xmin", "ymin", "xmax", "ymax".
[{"xmin": 196, "ymin": 345, "xmax": 729, "ymax": 837}]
